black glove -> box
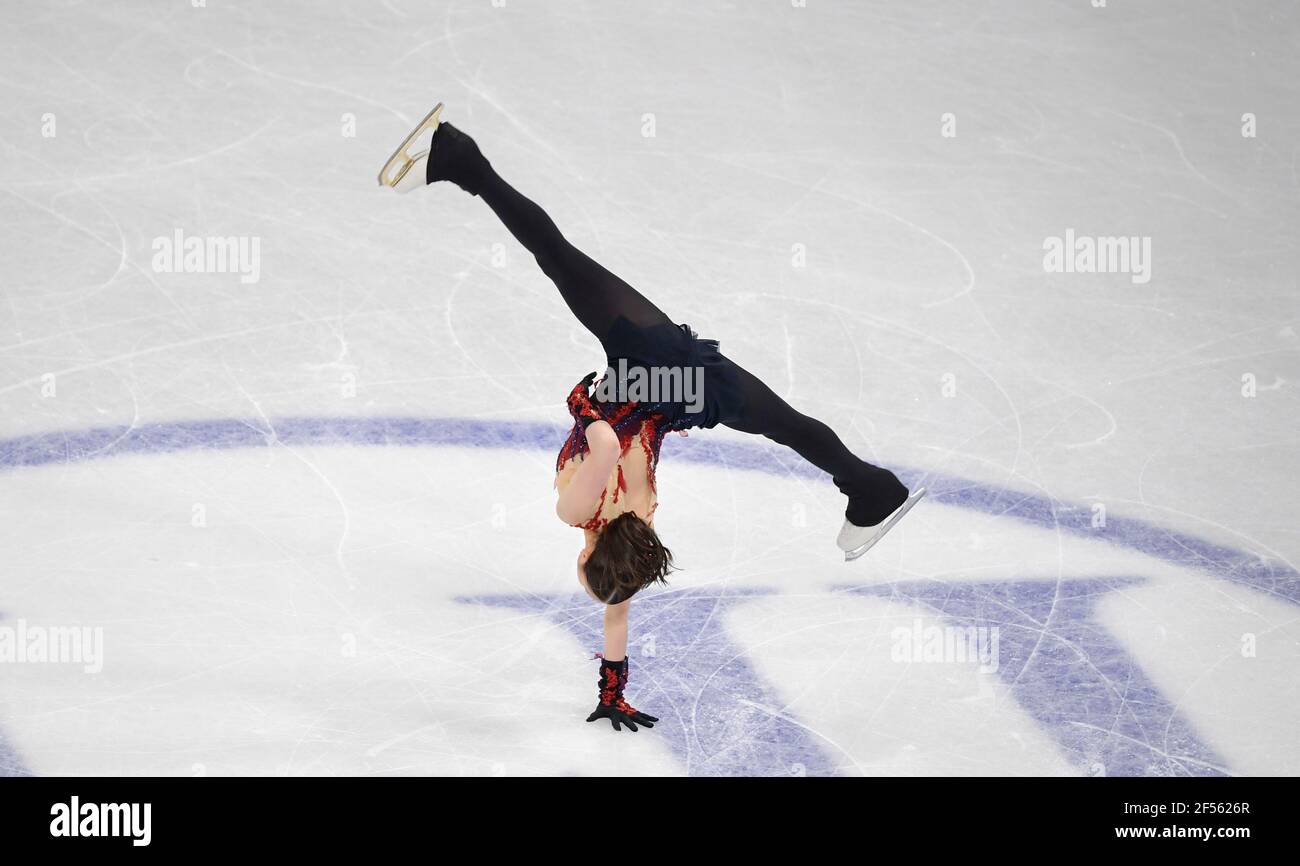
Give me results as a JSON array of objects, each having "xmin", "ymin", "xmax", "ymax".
[
  {"xmin": 585, "ymin": 700, "xmax": 649, "ymax": 732},
  {"xmin": 566, "ymin": 371, "xmax": 605, "ymax": 430},
  {"xmin": 586, "ymin": 657, "xmax": 657, "ymax": 732},
  {"xmin": 617, "ymin": 656, "xmax": 658, "ymax": 726}
]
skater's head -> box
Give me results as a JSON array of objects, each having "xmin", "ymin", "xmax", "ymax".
[{"xmin": 577, "ymin": 511, "xmax": 674, "ymax": 605}]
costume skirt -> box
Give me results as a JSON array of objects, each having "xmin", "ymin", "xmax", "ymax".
[{"xmin": 599, "ymin": 317, "xmax": 744, "ymax": 432}]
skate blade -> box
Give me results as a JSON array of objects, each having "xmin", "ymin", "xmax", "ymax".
[
  {"xmin": 843, "ymin": 487, "xmax": 926, "ymax": 562},
  {"xmin": 377, "ymin": 102, "xmax": 444, "ymax": 188}
]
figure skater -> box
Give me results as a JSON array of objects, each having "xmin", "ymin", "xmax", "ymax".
[{"xmin": 378, "ymin": 104, "xmax": 925, "ymax": 732}]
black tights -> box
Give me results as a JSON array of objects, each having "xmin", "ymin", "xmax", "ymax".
[{"xmin": 461, "ymin": 151, "xmax": 908, "ymax": 525}]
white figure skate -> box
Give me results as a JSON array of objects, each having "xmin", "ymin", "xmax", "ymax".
[
  {"xmin": 837, "ymin": 487, "xmax": 926, "ymax": 562},
  {"xmin": 377, "ymin": 101, "xmax": 444, "ymax": 192}
]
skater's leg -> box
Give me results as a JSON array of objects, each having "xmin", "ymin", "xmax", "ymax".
[
  {"xmin": 720, "ymin": 363, "xmax": 908, "ymax": 526},
  {"xmin": 427, "ymin": 123, "xmax": 672, "ymax": 343},
  {"xmin": 478, "ymin": 163, "xmax": 673, "ymax": 341}
]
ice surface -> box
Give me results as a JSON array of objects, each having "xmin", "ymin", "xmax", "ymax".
[{"xmin": 0, "ymin": 0, "xmax": 1297, "ymax": 776}]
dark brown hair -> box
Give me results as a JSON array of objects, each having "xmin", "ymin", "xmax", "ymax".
[{"xmin": 584, "ymin": 511, "xmax": 674, "ymax": 604}]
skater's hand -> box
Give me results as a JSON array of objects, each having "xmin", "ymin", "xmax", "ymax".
[
  {"xmin": 617, "ymin": 697, "xmax": 659, "ymax": 727},
  {"xmin": 567, "ymin": 372, "xmax": 605, "ymax": 429},
  {"xmin": 586, "ymin": 699, "xmax": 658, "ymax": 732}
]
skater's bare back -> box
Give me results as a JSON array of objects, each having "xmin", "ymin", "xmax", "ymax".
[{"xmin": 555, "ymin": 420, "xmax": 658, "ymax": 532}]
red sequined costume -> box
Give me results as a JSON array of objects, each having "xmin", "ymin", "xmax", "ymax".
[{"xmin": 555, "ymin": 376, "xmax": 675, "ymax": 531}]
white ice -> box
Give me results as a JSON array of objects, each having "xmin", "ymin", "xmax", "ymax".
[{"xmin": 0, "ymin": 0, "xmax": 1297, "ymax": 776}]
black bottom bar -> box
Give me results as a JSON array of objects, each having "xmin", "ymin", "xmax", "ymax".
[{"xmin": 0, "ymin": 776, "xmax": 1289, "ymax": 853}]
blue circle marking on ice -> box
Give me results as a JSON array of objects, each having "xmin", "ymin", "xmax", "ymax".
[{"xmin": 1, "ymin": 416, "xmax": 1294, "ymax": 776}]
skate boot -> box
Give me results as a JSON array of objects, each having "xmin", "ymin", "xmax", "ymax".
[
  {"xmin": 837, "ymin": 487, "xmax": 927, "ymax": 562},
  {"xmin": 377, "ymin": 102, "xmax": 444, "ymax": 192},
  {"xmin": 424, "ymin": 121, "xmax": 491, "ymax": 195}
]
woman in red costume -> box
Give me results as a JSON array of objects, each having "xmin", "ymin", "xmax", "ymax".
[{"xmin": 379, "ymin": 104, "xmax": 926, "ymax": 732}]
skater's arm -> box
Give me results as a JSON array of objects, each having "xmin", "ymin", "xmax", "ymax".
[
  {"xmin": 555, "ymin": 421, "xmax": 620, "ymax": 525},
  {"xmin": 603, "ymin": 599, "xmax": 630, "ymax": 663}
]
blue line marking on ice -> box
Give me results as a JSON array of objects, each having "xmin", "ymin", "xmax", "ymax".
[
  {"xmin": 465, "ymin": 587, "xmax": 842, "ymax": 776},
  {"xmin": 0, "ymin": 610, "xmax": 33, "ymax": 776},
  {"xmin": 0, "ymin": 415, "xmax": 1292, "ymax": 776},
  {"xmin": 850, "ymin": 577, "xmax": 1229, "ymax": 776}
]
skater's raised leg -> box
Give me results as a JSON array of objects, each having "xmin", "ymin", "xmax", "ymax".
[
  {"xmin": 381, "ymin": 106, "xmax": 923, "ymax": 561},
  {"xmin": 402, "ymin": 117, "xmax": 674, "ymax": 345}
]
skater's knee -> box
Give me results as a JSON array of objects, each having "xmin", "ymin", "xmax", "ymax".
[
  {"xmin": 768, "ymin": 412, "xmax": 828, "ymax": 445},
  {"xmin": 535, "ymin": 251, "xmax": 560, "ymax": 280},
  {"xmin": 534, "ymin": 237, "xmax": 577, "ymax": 281}
]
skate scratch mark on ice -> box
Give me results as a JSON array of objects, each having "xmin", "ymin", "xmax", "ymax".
[
  {"xmin": 387, "ymin": 25, "xmax": 501, "ymax": 68},
  {"xmin": 712, "ymin": 152, "xmax": 979, "ymax": 310},
  {"xmin": 0, "ymin": 307, "xmax": 173, "ymax": 353},
  {"xmin": 688, "ymin": 602, "xmax": 737, "ymax": 770},
  {"xmin": 221, "ymin": 362, "xmax": 357, "ymax": 592},
  {"xmin": 0, "ymin": 305, "xmax": 445, "ymax": 397},
  {"xmin": 458, "ymin": 81, "xmax": 627, "ymax": 265},
  {"xmin": 781, "ymin": 321, "xmax": 796, "ymax": 400},
  {"xmin": 209, "ymin": 49, "xmax": 410, "ymax": 126},
  {"xmin": 1106, "ymin": 346, "xmax": 1300, "ymax": 390},
  {"xmin": 807, "ymin": 175, "xmax": 1008, "ymax": 365},
  {"xmin": 840, "ymin": 315, "xmax": 882, "ymax": 462},
  {"xmin": 859, "ymin": 200, "xmax": 976, "ymax": 310},
  {"xmin": 1134, "ymin": 457, "xmax": 1300, "ymax": 582},
  {"xmin": 989, "ymin": 583, "xmax": 1098, "ymax": 712},
  {"xmin": 443, "ymin": 275, "xmax": 530, "ymax": 403},
  {"xmin": 31, "ymin": 42, "xmax": 165, "ymax": 141},
  {"xmin": 1059, "ymin": 397, "xmax": 1117, "ymax": 450},
  {"xmin": 1064, "ymin": 721, "xmax": 1230, "ymax": 776},
  {"xmin": 3, "ymin": 136, "xmax": 192, "ymax": 331},
  {"xmin": 25, "ymin": 653, "xmax": 267, "ymax": 720},
  {"xmin": 1156, "ymin": 191, "xmax": 1231, "ymax": 221},
  {"xmin": 138, "ymin": 120, "xmax": 279, "ymax": 175},
  {"xmin": 1022, "ymin": 391, "xmax": 1118, "ymax": 452},
  {"xmin": 1101, "ymin": 109, "xmax": 1234, "ymax": 201},
  {"xmin": 37, "ymin": 196, "xmax": 129, "ymax": 307},
  {"xmin": 221, "ymin": 195, "xmax": 372, "ymax": 249},
  {"xmin": 455, "ymin": 83, "xmax": 571, "ymax": 171},
  {"xmin": 729, "ymin": 605, "xmax": 881, "ymax": 774},
  {"xmin": 851, "ymin": 578, "xmax": 1230, "ymax": 776},
  {"xmin": 83, "ymin": 373, "xmax": 143, "ymax": 465},
  {"xmin": 471, "ymin": 588, "xmax": 843, "ymax": 776},
  {"xmin": 300, "ymin": 331, "xmax": 355, "ymax": 374},
  {"xmin": 3, "ymin": 117, "xmax": 277, "ymax": 188},
  {"xmin": 803, "ymin": 168, "xmax": 978, "ymax": 310},
  {"xmin": 734, "ymin": 698, "xmax": 866, "ymax": 776},
  {"xmin": 750, "ymin": 291, "xmax": 1028, "ymax": 478},
  {"xmin": 993, "ymin": 143, "xmax": 1087, "ymax": 174},
  {"xmin": 0, "ymin": 610, "xmax": 33, "ymax": 776},
  {"xmin": 0, "ymin": 136, "xmax": 201, "ymax": 341},
  {"xmin": 1149, "ymin": 605, "xmax": 1300, "ymax": 768},
  {"xmin": 937, "ymin": 441, "xmax": 1300, "ymax": 616},
  {"xmin": 841, "ymin": 315, "xmax": 866, "ymax": 420},
  {"xmin": 366, "ymin": 722, "xmax": 448, "ymax": 759},
  {"xmin": 0, "ymin": 188, "xmax": 194, "ymax": 327}
]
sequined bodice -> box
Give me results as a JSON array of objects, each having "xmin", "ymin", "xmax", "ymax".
[{"xmin": 554, "ymin": 403, "xmax": 672, "ymax": 531}]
